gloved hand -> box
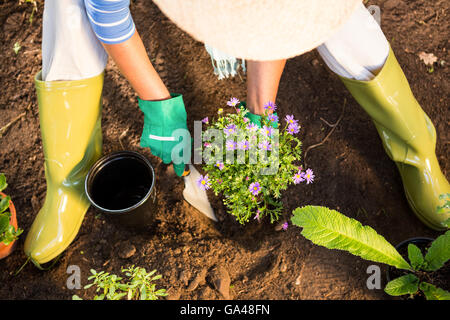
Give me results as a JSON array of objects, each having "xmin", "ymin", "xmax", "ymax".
[
  {"xmin": 139, "ymin": 93, "xmax": 190, "ymax": 176},
  {"xmin": 240, "ymin": 101, "xmax": 278, "ymax": 128}
]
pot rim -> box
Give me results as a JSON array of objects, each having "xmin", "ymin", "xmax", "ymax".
[{"xmin": 85, "ymin": 151, "xmax": 156, "ymax": 215}]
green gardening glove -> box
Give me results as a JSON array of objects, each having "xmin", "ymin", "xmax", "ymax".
[
  {"xmin": 139, "ymin": 93, "xmax": 190, "ymax": 177},
  {"xmin": 240, "ymin": 101, "xmax": 278, "ymax": 128}
]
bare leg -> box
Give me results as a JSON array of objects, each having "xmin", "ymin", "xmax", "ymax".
[
  {"xmin": 246, "ymin": 59, "xmax": 286, "ymax": 114},
  {"xmin": 102, "ymin": 31, "xmax": 170, "ymax": 101}
]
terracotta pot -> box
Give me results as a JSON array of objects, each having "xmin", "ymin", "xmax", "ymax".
[{"xmin": 0, "ymin": 192, "xmax": 18, "ymax": 259}]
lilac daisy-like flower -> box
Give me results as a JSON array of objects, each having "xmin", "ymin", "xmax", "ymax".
[
  {"xmin": 224, "ymin": 124, "xmax": 237, "ymax": 137},
  {"xmin": 261, "ymin": 125, "xmax": 274, "ymax": 137},
  {"xmin": 293, "ymin": 171, "xmax": 305, "ymax": 184},
  {"xmin": 237, "ymin": 140, "xmax": 250, "ymax": 150},
  {"xmin": 215, "ymin": 162, "xmax": 225, "ymax": 170},
  {"xmin": 259, "ymin": 140, "xmax": 272, "ymax": 151},
  {"xmin": 282, "ymin": 222, "xmax": 288, "ymax": 231},
  {"xmin": 197, "ymin": 174, "xmax": 211, "ymax": 190},
  {"xmin": 249, "ymin": 182, "xmax": 261, "ymax": 196},
  {"xmin": 263, "ymin": 101, "xmax": 277, "ymax": 113},
  {"xmin": 227, "ymin": 97, "xmax": 240, "ymax": 107},
  {"xmin": 254, "ymin": 209, "xmax": 261, "ymax": 221},
  {"xmin": 287, "ymin": 122, "xmax": 300, "ymax": 135},
  {"xmin": 285, "ymin": 115, "xmax": 298, "ymax": 125},
  {"xmin": 305, "ymin": 168, "xmax": 315, "ymax": 184},
  {"xmin": 201, "ymin": 117, "xmax": 209, "ymax": 124},
  {"xmin": 268, "ymin": 114, "xmax": 279, "ymax": 123},
  {"xmin": 226, "ymin": 139, "xmax": 236, "ymax": 151},
  {"xmin": 246, "ymin": 123, "xmax": 258, "ymax": 132}
]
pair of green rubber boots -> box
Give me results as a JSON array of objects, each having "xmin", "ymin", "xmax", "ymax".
[{"xmin": 24, "ymin": 47, "xmax": 450, "ymax": 265}]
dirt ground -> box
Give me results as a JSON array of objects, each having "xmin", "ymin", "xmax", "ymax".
[{"xmin": 0, "ymin": 0, "xmax": 448, "ymax": 300}]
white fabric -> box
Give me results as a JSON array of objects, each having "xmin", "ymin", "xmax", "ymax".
[
  {"xmin": 42, "ymin": 0, "xmax": 108, "ymax": 81},
  {"xmin": 317, "ymin": 3, "xmax": 389, "ymax": 81}
]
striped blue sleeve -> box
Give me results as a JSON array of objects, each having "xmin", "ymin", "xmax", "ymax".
[{"xmin": 84, "ymin": 0, "xmax": 136, "ymax": 44}]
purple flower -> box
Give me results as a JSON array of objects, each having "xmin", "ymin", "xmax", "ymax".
[
  {"xmin": 245, "ymin": 176, "xmax": 250, "ymax": 181},
  {"xmin": 243, "ymin": 117, "xmax": 249, "ymax": 123},
  {"xmin": 204, "ymin": 142, "xmax": 211, "ymax": 148},
  {"xmin": 227, "ymin": 97, "xmax": 240, "ymax": 107},
  {"xmin": 237, "ymin": 140, "xmax": 250, "ymax": 150},
  {"xmin": 268, "ymin": 114, "xmax": 279, "ymax": 123},
  {"xmin": 261, "ymin": 125, "xmax": 274, "ymax": 137},
  {"xmin": 197, "ymin": 174, "xmax": 211, "ymax": 190},
  {"xmin": 258, "ymin": 140, "xmax": 272, "ymax": 151},
  {"xmin": 224, "ymin": 124, "xmax": 237, "ymax": 137},
  {"xmin": 293, "ymin": 171, "xmax": 305, "ymax": 184},
  {"xmin": 282, "ymin": 222, "xmax": 288, "ymax": 231},
  {"xmin": 285, "ymin": 115, "xmax": 298, "ymax": 125},
  {"xmin": 226, "ymin": 140, "xmax": 236, "ymax": 151},
  {"xmin": 305, "ymin": 168, "xmax": 315, "ymax": 184},
  {"xmin": 246, "ymin": 123, "xmax": 258, "ymax": 132},
  {"xmin": 263, "ymin": 101, "xmax": 277, "ymax": 113},
  {"xmin": 201, "ymin": 117, "xmax": 209, "ymax": 124},
  {"xmin": 254, "ymin": 209, "xmax": 261, "ymax": 221},
  {"xmin": 215, "ymin": 162, "xmax": 225, "ymax": 170},
  {"xmin": 216, "ymin": 179, "xmax": 222, "ymax": 184},
  {"xmin": 287, "ymin": 122, "xmax": 300, "ymax": 135},
  {"xmin": 249, "ymin": 182, "xmax": 261, "ymax": 196}
]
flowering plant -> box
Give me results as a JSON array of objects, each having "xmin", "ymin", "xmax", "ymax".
[{"xmin": 198, "ymin": 98, "xmax": 314, "ymax": 224}]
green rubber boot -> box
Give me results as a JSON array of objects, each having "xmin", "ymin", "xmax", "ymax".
[{"xmin": 340, "ymin": 46, "xmax": 450, "ymax": 230}]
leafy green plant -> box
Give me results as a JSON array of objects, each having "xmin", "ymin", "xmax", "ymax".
[
  {"xmin": 292, "ymin": 206, "xmax": 450, "ymax": 300},
  {"xmin": 437, "ymin": 193, "xmax": 450, "ymax": 228},
  {"xmin": 0, "ymin": 173, "xmax": 22, "ymax": 245},
  {"xmin": 73, "ymin": 265, "xmax": 167, "ymax": 300},
  {"xmin": 200, "ymin": 98, "xmax": 311, "ymax": 224}
]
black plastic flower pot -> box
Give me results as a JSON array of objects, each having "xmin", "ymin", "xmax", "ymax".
[
  {"xmin": 386, "ymin": 236, "xmax": 434, "ymax": 300},
  {"xmin": 85, "ymin": 151, "xmax": 158, "ymax": 229}
]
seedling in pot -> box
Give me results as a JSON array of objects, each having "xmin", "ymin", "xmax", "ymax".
[
  {"xmin": 73, "ymin": 265, "xmax": 167, "ymax": 300},
  {"xmin": 0, "ymin": 173, "xmax": 22, "ymax": 246},
  {"xmin": 291, "ymin": 206, "xmax": 450, "ymax": 300}
]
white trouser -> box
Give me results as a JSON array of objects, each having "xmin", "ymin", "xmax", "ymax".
[
  {"xmin": 42, "ymin": 1, "xmax": 388, "ymax": 82},
  {"xmin": 42, "ymin": 0, "xmax": 107, "ymax": 81},
  {"xmin": 317, "ymin": 2, "xmax": 389, "ymax": 81}
]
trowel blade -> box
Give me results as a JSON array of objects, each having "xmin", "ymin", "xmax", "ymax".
[{"xmin": 183, "ymin": 165, "xmax": 217, "ymax": 222}]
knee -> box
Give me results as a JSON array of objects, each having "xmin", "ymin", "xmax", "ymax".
[{"xmin": 84, "ymin": 0, "xmax": 135, "ymax": 44}]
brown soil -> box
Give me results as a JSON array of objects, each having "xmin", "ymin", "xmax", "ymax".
[{"xmin": 0, "ymin": 0, "xmax": 448, "ymax": 300}]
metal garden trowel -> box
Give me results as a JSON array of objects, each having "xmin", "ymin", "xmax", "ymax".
[{"xmin": 182, "ymin": 164, "xmax": 217, "ymax": 222}]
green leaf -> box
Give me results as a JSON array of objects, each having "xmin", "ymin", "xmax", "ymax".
[
  {"xmin": 0, "ymin": 213, "xmax": 10, "ymax": 232},
  {"xmin": 408, "ymin": 243, "xmax": 424, "ymax": 270},
  {"xmin": 423, "ymin": 230, "xmax": 450, "ymax": 271},
  {"xmin": 0, "ymin": 174, "xmax": 7, "ymax": 192},
  {"xmin": 441, "ymin": 218, "xmax": 450, "ymax": 228},
  {"xmin": 384, "ymin": 274, "xmax": 419, "ymax": 296},
  {"xmin": 0, "ymin": 195, "xmax": 11, "ymax": 214},
  {"xmin": 420, "ymin": 282, "xmax": 450, "ymax": 300},
  {"xmin": 72, "ymin": 295, "xmax": 83, "ymax": 300},
  {"xmin": 291, "ymin": 206, "xmax": 412, "ymax": 270}
]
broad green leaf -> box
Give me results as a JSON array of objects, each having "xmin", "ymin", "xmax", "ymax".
[
  {"xmin": 0, "ymin": 213, "xmax": 10, "ymax": 232},
  {"xmin": 72, "ymin": 295, "xmax": 83, "ymax": 300},
  {"xmin": 384, "ymin": 274, "xmax": 419, "ymax": 296},
  {"xmin": 420, "ymin": 282, "xmax": 450, "ymax": 300},
  {"xmin": 0, "ymin": 174, "xmax": 7, "ymax": 192},
  {"xmin": 424, "ymin": 230, "xmax": 450, "ymax": 271},
  {"xmin": 0, "ymin": 195, "xmax": 10, "ymax": 214},
  {"xmin": 291, "ymin": 206, "xmax": 411, "ymax": 270},
  {"xmin": 408, "ymin": 243, "xmax": 424, "ymax": 270}
]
